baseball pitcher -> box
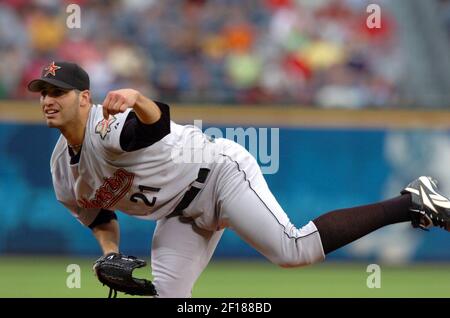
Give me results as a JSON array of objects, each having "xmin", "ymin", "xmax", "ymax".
[{"xmin": 28, "ymin": 61, "xmax": 449, "ymax": 297}]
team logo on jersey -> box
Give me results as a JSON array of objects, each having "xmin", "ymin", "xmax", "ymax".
[
  {"xmin": 78, "ymin": 168, "xmax": 134, "ymax": 209},
  {"xmin": 95, "ymin": 115, "xmax": 117, "ymax": 140},
  {"xmin": 43, "ymin": 61, "xmax": 61, "ymax": 77}
]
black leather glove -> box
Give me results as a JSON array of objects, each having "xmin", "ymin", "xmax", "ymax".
[{"xmin": 93, "ymin": 252, "xmax": 157, "ymax": 298}]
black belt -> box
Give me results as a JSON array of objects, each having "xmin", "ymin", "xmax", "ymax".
[{"xmin": 167, "ymin": 168, "xmax": 210, "ymax": 219}]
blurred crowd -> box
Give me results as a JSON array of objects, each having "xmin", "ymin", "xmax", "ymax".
[{"xmin": 0, "ymin": 0, "xmax": 402, "ymax": 107}]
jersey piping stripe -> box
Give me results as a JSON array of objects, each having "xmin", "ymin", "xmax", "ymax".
[{"xmin": 219, "ymin": 154, "xmax": 318, "ymax": 241}]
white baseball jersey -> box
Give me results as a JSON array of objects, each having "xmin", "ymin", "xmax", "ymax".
[
  {"xmin": 50, "ymin": 104, "xmax": 215, "ymax": 226},
  {"xmin": 50, "ymin": 103, "xmax": 325, "ymax": 298}
]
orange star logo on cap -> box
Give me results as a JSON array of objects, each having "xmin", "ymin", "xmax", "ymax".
[{"xmin": 43, "ymin": 61, "xmax": 61, "ymax": 77}]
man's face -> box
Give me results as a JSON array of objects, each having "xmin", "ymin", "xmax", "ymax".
[{"xmin": 39, "ymin": 85, "xmax": 80, "ymax": 128}]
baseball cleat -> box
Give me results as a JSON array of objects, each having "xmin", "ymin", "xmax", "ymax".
[{"xmin": 401, "ymin": 176, "xmax": 450, "ymax": 231}]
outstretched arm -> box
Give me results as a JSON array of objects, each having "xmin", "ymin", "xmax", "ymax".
[
  {"xmin": 100, "ymin": 89, "xmax": 171, "ymax": 152},
  {"xmin": 101, "ymin": 89, "xmax": 161, "ymax": 124},
  {"xmin": 90, "ymin": 210, "xmax": 120, "ymax": 255},
  {"xmin": 92, "ymin": 219, "xmax": 120, "ymax": 255}
]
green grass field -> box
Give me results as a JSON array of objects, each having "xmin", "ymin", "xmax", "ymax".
[{"xmin": 0, "ymin": 256, "xmax": 449, "ymax": 298}]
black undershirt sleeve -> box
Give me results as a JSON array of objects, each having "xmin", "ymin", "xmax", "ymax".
[
  {"xmin": 119, "ymin": 101, "xmax": 171, "ymax": 152},
  {"xmin": 88, "ymin": 209, "xmax": 118, "ymax": 229}
]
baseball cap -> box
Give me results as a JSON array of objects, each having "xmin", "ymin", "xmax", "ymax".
[{"xmin": 27, "ymin": 61, "xmax": 90, "ymax": 92}]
